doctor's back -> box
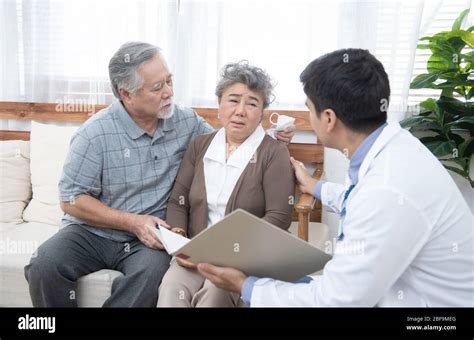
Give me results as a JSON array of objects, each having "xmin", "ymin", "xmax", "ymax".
[{"xmin": 357, "ymin": 124, "xmax": 473, "ymax": 307}]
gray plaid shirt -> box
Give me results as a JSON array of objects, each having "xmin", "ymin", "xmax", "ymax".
[{"xmin": 58, "ymin": 100, "xmax": 213, "ymax": 241}]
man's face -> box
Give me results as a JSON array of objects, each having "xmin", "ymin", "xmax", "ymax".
[{"xmin": 128, "ymin": 54, "xmax": 174, "ymax": 119}]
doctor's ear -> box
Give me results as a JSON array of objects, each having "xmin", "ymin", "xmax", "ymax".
[{"xmin": 324, "ymin": 109, "xmax": 338, "ymax": 132}]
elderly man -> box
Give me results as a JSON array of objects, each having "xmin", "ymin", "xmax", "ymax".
[{"xmin": 24, "ymin": 41, "xmax": 294, "ymax": 307}]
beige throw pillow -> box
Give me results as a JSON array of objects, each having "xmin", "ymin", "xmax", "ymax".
[
  {"xmin": 0, "ymin": 140, "xmax": 32, "ymax": 223},
  {"xmin": 23, "ymin": 121, "xmax": 79, "ymax": 226}
]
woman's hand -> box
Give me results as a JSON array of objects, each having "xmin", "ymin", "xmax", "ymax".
[
  {"xmin": 290, "ymin": 157, "xmax": 318, "ymax": 195},
  {"xmin": 171, "ymin": 227, "xmax": 187, "ymax": 237},
  {"xmin": 197, "ymin": 263, "xmax": 247, "ymax": 294},
  {"xmin": 176, "ymin": 257, "xmax": 197, "ymax": 269},
  {"xmin": 275, "ymin": 124, "xmax": 296, "ymax": 144}
]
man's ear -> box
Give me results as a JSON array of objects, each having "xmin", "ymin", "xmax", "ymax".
[
  {"xmin": 324, "ymin": 109, "xmax": 338, "ymax": 133},
  {"xmin": 119, "ymin": 88, "xmax": 133, "ymax": 104}
]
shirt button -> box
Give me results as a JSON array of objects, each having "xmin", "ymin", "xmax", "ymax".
[{"xmin": 154, "ymin": 155, "xmax": 158, "ymax": 161}]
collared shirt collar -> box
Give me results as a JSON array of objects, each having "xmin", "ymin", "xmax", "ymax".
[
  {"xmin": 348, "ymin": 122, "xmax": 388, "ymax": 185},
  {"xmin": 204, "ymin": 124, "xmax": 265, "ymax": 169},
  {"xmin": 115, "ymin": 101, "xmax": 147, "ymax": 140},
  {"xmin": 115, "ymin": 100, "xmax": 176, "ymax": 140}
]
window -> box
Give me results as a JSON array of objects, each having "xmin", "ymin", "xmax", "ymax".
[{"xmin": 2, "ymin": 0, "xmax": 471, "ymax": 115}]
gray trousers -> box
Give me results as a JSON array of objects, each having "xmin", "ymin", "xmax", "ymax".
[{"xmin": 24, "ymin": 224, "xmax": 171, "ymax": 307}]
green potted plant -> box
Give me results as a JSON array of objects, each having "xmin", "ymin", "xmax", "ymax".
[{"xmin": 401, "ymin": 9, "xmax": 474, "ymax": 188}]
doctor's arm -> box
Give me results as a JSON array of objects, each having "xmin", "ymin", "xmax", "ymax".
[
  {"xmin": 200, "ymin": 188, "xmax": 431, "ymax": 307},
  {"xmin": 290, "ymin": 157, "xmax": 347, "ymax": 214},
  {"xmin": 251, "ymin": 188, "xmax": 431, "ymax": 307}
]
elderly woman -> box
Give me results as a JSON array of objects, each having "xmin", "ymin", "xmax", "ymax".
[{"xmin": 157, "ymin": 61, "xmax": 295, "ymax": 307}]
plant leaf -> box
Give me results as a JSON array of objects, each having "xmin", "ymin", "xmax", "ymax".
[
  {"xmin": 455, "ymin": 116, "xmax": 474, "ymax": 123},
  {"xmin": 419, "ymin": 136, "xmax": 447, "ymax": 144},
  {"xmin": 443, "ymin": 164, "xmax": 469, "ymax": 178},
  {"xmin": 447, "ymin": 116, "xmax": 474, "ymax": 129},
  {"xmin": 468, "ymin": 86, "xmax": 474, "ymax": 100},
  {"xmin": 400, "ymin": 115, "xmax": 425, "ymax": 128},
  {"xmin": 461, "ymin": 51, "xmax": 474, "ymax": 64},
  {"xmin": 419, "ymin": 98, "xmax": 437, "ymax": 112},
  {"xmin": 437, "ymin": 96, "xmax": 474, "ymax": 116},
  {"xmin": 408, "ymin": 121, "xmax": 443, "ymax": 133},
  {"xmin": 410, "ymin": 71, "xmax": 444, "ymax": 89},
  {"xmin": 434, "ymin": 81, "xmax": 460, "ymax": 89},
  {"xmin": 446, "ymin": 30, "xmax": 474, "ymax": 47},
  {"xmin": 419, "ymin": 36, "xmax": 434, "ymax": 41},
  {"xmin": 458, "ymin": 137, "xmax": 474, "ymax": 157},
  {"xmin": 452, "ymin": 9, "xmax": 470, "ymax": 31},
  {"xmin": 447, "ymin": 132, "xmax": 466, "ymax": 145},
  {"xmin": 438, "ymin": 71, "xmax": 459, "ymax": 80},
  {"xmin": 423, "ymin": 140, "xmax": 457, "ymax": 157},
  {"xmin": 417, "ymin": 109, "xmax": 435, "ymax": 117},
  {"xmin": 427, "ymin": 54, "xmax": 457, "ymax": 73}
]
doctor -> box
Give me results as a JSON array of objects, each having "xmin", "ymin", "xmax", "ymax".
[{"xmin": 197, "ymin": 48, "xmax": 474, "ymax": 307}]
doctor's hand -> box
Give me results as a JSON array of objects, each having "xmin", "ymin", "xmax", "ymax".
[
  {"xmin": 275, "ymin": 124, "xmax": 296, "ymax": 145},
  {"xmin": 290, "ymin": 157, "xmax": 318, "ymax": 195},
  {"xmin": 197, "ymin": 263, "xmax": 247, "ymax": 294}
]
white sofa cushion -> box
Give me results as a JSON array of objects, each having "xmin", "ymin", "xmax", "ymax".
[
  {"xmin": 23, "ymin": 121, "xmax": 79, "ymax": 226},
  {"xmin": 76, "ymin": 269, "xmax": 124, "ymax": 307},
  {"xmin": 0, "ymin": 140, "xmax": 32, "ymax": 223},
  {"xmin": 0, "ymin": 222, "xmax": 123, "ymax": 307}
]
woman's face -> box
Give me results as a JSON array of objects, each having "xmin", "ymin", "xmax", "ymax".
[{"xmin": 218, "ymin": 82, "xmax": 265, "ymax": 144}]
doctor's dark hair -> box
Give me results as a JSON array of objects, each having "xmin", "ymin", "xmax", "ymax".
[
  {"xmin": 215, "ymin": 61, "xmax": 275, "ymax": 109},
  {"xmin": 300, "ymin": 48, "xmax": 390, "ymax": 133}
]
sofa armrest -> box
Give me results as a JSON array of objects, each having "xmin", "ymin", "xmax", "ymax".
[{"xmin": 295, "ymin": 164, "xmax": 323, "ymax": 241}]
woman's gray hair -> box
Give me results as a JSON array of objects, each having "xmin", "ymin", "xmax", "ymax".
[
  {"xmin": 108, "ymin": 42, "xmax": 161, "ymax": 99},
  {"xmin": 215, "ymin": 61, "xmax": 275, "ymax": 109}
]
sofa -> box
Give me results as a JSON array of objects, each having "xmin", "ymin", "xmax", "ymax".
[
  {"xmin": 0, "ymin": 120, "xmax": 329, "ymax": 307},
  {"xmin": 0, "ymin": 121, "xmax": 125, "ymax": 307}
]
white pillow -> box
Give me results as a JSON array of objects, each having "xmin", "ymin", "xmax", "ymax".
[
  {"xmin": 0, "ymin": 140, "xmax": 32, "ymax": 223},
  {"xmin": 23, "ymin": 121, "xmax": 80, "ymax": 226}
]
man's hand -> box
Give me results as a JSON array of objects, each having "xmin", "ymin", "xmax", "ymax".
[
  {"xmin": 290, "ymin": 157, "xmax": 318, "ymax": 195},
  {"xmin": 128, "ymin": 214, "xmax": 170, "ymax": 250},
  {"xmin": 176, "ymin": 257, "xmax": 197, "ymax": 269},
  {"xmin": 197, "ymin": 263, "xmax": 247, "ymax": 294},
  {"xmin": 275, "ymin": 124, "xmax": 296, "ymax": 144}
]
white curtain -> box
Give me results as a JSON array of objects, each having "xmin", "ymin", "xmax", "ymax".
[
  {"xmin": 0, "ymin": 0, "xmax": 21, "ymax": 101},
  {"xmin": 2, "ymin": 0, "xmax": 470, "ymax": 131},
  {"xmin": 337, "ymin": 0, "xmax": 425, "ymax": 123},
  {"xmin": 0, "ymin": 0, "xmax": 178, "ymax": 130},
  {"xmin": 173, "ymin": 0, "xmax": 341, "ymax": 109}
]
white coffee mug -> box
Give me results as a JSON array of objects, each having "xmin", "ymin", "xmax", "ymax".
[{"xmin": 269, "ymin": 112, "xmax": 295, "ymax": 131}]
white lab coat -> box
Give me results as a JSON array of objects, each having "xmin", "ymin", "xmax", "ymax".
[{"xmin": 251, "ymin": 123, "xmax": 474, "ymax": 307}]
